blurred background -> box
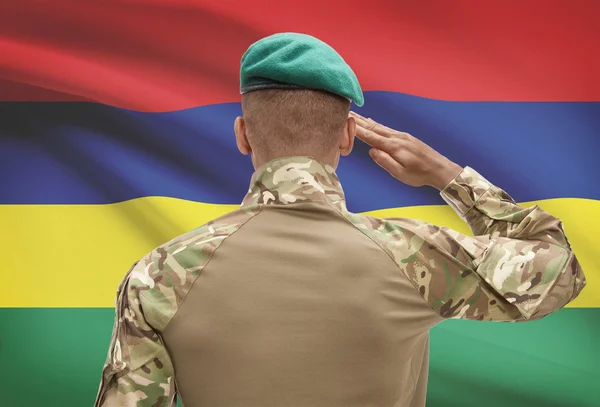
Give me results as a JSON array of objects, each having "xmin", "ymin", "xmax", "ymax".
[{"xmin": 0, "ymin": 1, "xmax": 598, "ymax": 406}]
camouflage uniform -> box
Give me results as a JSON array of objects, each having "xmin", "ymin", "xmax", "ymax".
[{"xmin": 95, "ymin": 156, "xmax": 585, "ymax": 407}]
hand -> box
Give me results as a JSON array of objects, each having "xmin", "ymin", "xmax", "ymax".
[{"xmin": 350, "ymin": 112, "xmax": 463, "ymax": 190}]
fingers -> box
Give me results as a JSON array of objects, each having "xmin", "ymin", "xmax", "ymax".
[
  {"xmin": 351, "ymin": 112, "xmax": 398, "ymax": 151},
  {"xmin": 350, "ymin": 111, "xmax": 412, "ymax": 141},
  {"xmin": 369, "ymin": 148, "xmax": 405, "ymax": 177},
  {"xmin": 355, "ymin": 125, "xmax": 397, "ymax": 151},
  {"xmin": 349, "ymin": 111, "xmax": 372, "ymax": 124},
  {"xmin": 350, "ymin": 112, "xmax": 390, "ymax": 137},
  {"xmin": 350, "ymin": 111, "xmax": 377, "ymax": 129}
]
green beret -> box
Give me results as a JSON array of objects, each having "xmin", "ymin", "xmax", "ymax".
[{"xmin": 240, "ymin": 33, "xmax": 364, "ymax": 107}]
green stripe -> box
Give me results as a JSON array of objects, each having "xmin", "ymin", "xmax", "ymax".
[{"xmin": 1, "ymin": 308, "xmax": 598, "ymax": 407}]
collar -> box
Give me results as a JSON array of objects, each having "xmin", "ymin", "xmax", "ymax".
[{"xmin": 241, "ymin": 156, "xmax": 346, "ymax": 211}]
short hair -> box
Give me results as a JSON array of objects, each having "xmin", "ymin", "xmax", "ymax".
[{"xmin": 241, "ymin": 89, "xmax": 350, "ymax": 160}]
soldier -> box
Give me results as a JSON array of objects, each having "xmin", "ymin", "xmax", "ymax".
[{"xmin": 95, "ymin": 33, "xmax": 586, "ymax": 407}]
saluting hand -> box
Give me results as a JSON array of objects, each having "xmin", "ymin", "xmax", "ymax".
[{"xmin": 350, "ymin": 112, "xmax": 463, "ymax": 191}]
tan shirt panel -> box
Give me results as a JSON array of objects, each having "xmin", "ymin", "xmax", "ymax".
[{"xmin": 164, "ymin": 203, "xmax": 441, "ymax": 407}]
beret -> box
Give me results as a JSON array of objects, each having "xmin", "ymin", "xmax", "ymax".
[{"xmin": 240, "ymin": 33, "xmax": 364, "ymax": 107}]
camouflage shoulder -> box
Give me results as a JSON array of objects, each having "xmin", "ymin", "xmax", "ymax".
[
  {"xmin": 340, "ymin": 211, "xmax": 506, "ymax": 319},
  {"xmin": 342, "ymin": 211, "xmax": 483, "ymax": 264},
  {"xmin": 128, "ymin": 205, "xmax": 262, "ymax": 329},
  {"xmin": 340, "ymin": 212, "xmax": 443, "ymax": 295}
]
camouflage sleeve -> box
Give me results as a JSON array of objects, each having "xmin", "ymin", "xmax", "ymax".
[
  {"xmin": 94, "ymin": 262, "xmax": 177, "ymax": 407},
  {"xmin": 421, "ymin": 166, "xmax": 586, "ymax": 321},
  {"xmin": 374, "ymin": 167, "xmax": 586, "ymax": 322},
  {"xmin": 441, "ymin": 166, "xmax": 572, "ymax": 246}
]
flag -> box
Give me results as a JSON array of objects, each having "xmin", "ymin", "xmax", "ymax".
[{"xmin": 1, "ymin": 1, "xmax": 598, "ymax": 406}]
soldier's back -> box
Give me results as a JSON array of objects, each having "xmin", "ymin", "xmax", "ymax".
[
  {"xmin": 96, "ymin": 157, "xmax": 585, "ymax": 407},
  {"xmin": 161, "ymin": 197, "xmax": 437, "ymax": 407}
]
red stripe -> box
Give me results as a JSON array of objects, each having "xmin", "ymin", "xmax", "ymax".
[{"xmin": 1, "ymin": 0, "xmax": 599, "ymax": 111}]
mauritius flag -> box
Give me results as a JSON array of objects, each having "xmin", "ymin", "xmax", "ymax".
[{"xmin": 1, "ymin": 1, "xmax": 598, "ymax": 406}]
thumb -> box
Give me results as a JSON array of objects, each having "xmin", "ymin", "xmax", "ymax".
[{"xmin": 369, "ymin": 149, "xmax": 404, "ymax": 178}]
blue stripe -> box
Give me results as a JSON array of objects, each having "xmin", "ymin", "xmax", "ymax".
[{"xmin": 1, "ymin": 92, "xmax": 599, "ymax": 211}]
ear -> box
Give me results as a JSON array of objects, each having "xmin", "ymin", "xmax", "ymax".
[
  {"xmin": 339, "ymin": 115, "xmax": 356, "ymax": 156},
  {"xmin": 234, "ymin": 117, "xmax": 251, "ymax": 155}
]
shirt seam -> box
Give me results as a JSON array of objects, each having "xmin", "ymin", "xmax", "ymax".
[
  {"xmin": 242, "ymin": 198, "xmax": 345, "ymax": 208},
  {"xmin": 324, "ymin": 202, "xmax": 443, "ymax": 319},
  {"xmin": 142, "ymin": 204, "xmax": 266, "ymax": 333}
]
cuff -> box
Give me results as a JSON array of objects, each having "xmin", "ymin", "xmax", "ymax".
[{"xmin": 440, "ymin": 166, "xmax": 494, "ymax": 217}]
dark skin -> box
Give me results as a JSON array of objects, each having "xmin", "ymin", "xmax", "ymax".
[
  {"xmin": 234, "ymin": 111, "xmax": 462, "ymax": 191},
  {"xmin": 350, "ymin": 111, "xmax": 463, "ymax": 191},
  {"xmin": 234, "ymin": 115, "xmax": 356, "ymax": 170}
]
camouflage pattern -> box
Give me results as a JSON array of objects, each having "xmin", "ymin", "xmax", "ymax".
[
  {"xmin": 441, "ymin": 166, "xmax": 572, "ymax": 248},
  {"xmin": 96, "ymin": 156, "xmax": 586, "ymax": 405},
  {"xmin": 239, "ymin": 158, "xmax": 584, "ymax": 321},
  {"xmin": 95, "ymin": 207, "xmax": 261, "ymax": 407},
  {"xmin": 344, "ymin": 164, "xmax": 585, "ymax": 321},
  {"xmin": 241, "ymin": 157, "xmax": 346, "ymax": 211}
]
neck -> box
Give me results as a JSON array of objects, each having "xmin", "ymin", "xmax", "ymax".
[{"xmin": 252, "ymin": 151, "xmax": 339, "ymax": 170}]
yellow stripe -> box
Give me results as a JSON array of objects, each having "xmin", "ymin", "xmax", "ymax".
[{"xmin": 1, "ymin": 198, "xmax": 597, "ymax": 308}]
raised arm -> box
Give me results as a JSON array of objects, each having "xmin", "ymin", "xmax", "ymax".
[{"xmin": 350, "ymin": 112, "xmax": 586, "ymax": 321}]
